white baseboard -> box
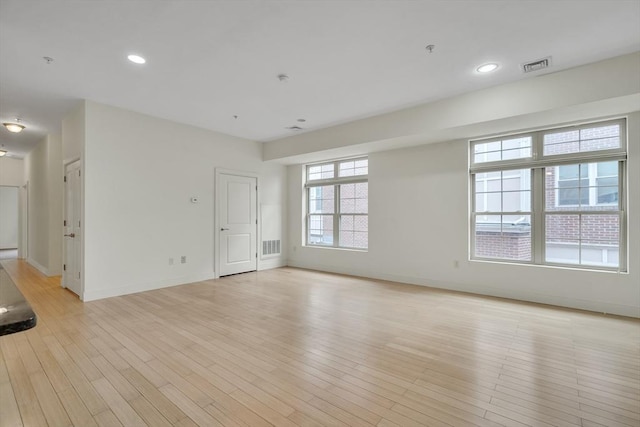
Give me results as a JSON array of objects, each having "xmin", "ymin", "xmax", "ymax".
[
  {"xmin": 82, "ymin": 272, "xmax": 215, "ymax": 302},
  {"xmin": 27, "ymin": 258, "xmax": 50, "ymax": 277},
  {"xmin": 287, "ymin": 259, "xmax": 640, "ymax": 318}
]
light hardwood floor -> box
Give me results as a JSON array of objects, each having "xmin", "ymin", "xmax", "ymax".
[{"xmin": 1, "ymin": 259, "xmax": 638, "ymax": 427}]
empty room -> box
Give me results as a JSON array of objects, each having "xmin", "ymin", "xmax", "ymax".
[{"xmin": 0, "ymin": 1, "xmax": 639, "ymax": 426}]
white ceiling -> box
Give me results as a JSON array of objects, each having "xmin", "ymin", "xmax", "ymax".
[{"xmin": 1, "ymin": 0, "xmax": 639, "ymax": 158}]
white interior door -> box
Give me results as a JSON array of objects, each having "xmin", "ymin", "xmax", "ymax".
[
  {"xmin": 219, "ymin": 173, "xmax": 257, "ymax": 276},
  {"xmin": 63, "ymin": 161, "xmax": 82, "ymax": 296}
]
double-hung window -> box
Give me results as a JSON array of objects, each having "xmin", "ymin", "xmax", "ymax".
[
  {"xmin": 306, "ymin": 158, "xmax": 368, "ymax": 249},
  {"xmin": 470, "ymin": 118, "xmax": 627, "ymax": 271}
]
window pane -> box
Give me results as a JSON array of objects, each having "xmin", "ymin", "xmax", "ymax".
[
  {"xmin": 339, "ymin": 158, "xmax": 368, "ymax": 177},
  {"xmin": 597, "ymin": 161, "xmax": 617, "ymax": 177},
  {"xmin": 473, "ymin": 138, "xmax": 531, "ymax": 163},
  {"xmin": 580, "ymin": 125, "xmax": 620, "ymax": 152},
  {"xmin": 308, "ymin": 215, "xmax": 333, "ymax": 245},
  {"xmin": 543, "ymin": 124, "xmax": 620, "ymax": 156},
  {"xmin": 546, "ymin": 214, "xmax": 580, "ymax": 264},
  {"xmin": 474, "ymin": 215, "xmax": 531, "ymax": 261},
  {"xmin": 581, "ymin": 214, "xmax": 619, "ymax": 266},
  {"xmin": 597, "ymin": 186, "xmax": 618, "ymax": 204},
  {"xmin": 581, "ymin": 214, "xmax": 619, "ymax": 245},
  {"xmin": 308, "ymin": 163, "xmax": 335, "ymax": 180},
  {"xmin": 503, "ymin": 191, "xmax": 531, "ymax": 212},
  {"xmin": 308, "ymin": 186, "xmax": 334, "ymax": 214},
  {"xmin": 545, "ymin": 214, "xmax": 619, "ymax": 268},
  {"xmin": 340, "ymin": 182, "xmax": 367, "ymax": 214},
  {"xmin": 340, "ymin": 215, "xmax": 368, "ymax": 249}
]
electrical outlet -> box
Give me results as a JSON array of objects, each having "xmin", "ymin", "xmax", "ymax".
[
  {"xmin": 181, "ymin": 256, "xmax": 187, "ymax": 264},
  {"xmin": 169, "ymin": 258, "xmax": 174, "ymax": 265}
]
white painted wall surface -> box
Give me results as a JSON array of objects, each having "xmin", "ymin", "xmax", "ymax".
[
  {"xmin": 82, "ymin": 101, "xmax": 287, "ymax": 301},
  {"xmin": 62, "ymin": 102, "xmax": 85, "ymax": 164},
  {"xmin": 22, "ymin": 134, "xmax": 64, "ymax": 275},
  {"xmin": 0, "ymin": 187, "xmax": 19, "ymax": 249},
  {"xmin": 24, "ymin": 137, "xmax": 50, "ymax": 274},
  {"xmin": 287, "ymin": 112, "xmax": 640, "ymax": 317},
  {"xmin": 48, "ymin": 133, "xmax": 63, "ymax": 275},
  {"xmin": 0, "ymin": 157, "xmax": 24, "ymax": 186}
]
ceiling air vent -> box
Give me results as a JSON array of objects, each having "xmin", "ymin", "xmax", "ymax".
[{"xmin": 522, "ymin": 56, "xmax": 551, "ymax": 73}]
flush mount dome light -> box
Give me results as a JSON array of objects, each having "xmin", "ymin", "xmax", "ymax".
[
  {"xmin": 476, "ymin": 63, "xmax": 499, "ymax": 73},
  {"xmin": 127, "ymin": 54, "xmax": 146, "ymax": 64},
  {"xmin": 3, "ymin": 122, "xmax": 25, "ymax": 133}
]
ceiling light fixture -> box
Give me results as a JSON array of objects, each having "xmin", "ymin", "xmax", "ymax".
[
  {"xmin": 0, "ymin": 150, "xmax": 7, "ymax": 157},
  {"xmin": 476, "ymin": 63, "xmax": 499, "ymax": 73},
  {"xmin": 3, "ymin": 120, "xmax": 25, "ymax": 133},
  {"xmin": 127, "ymin": 54, "xmax": 146, "ymax": 64}
]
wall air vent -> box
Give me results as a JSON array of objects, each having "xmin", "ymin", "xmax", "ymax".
[
  {"xmin": 262, "ymin": 240, "xmax": 281, "ymax": 256},
  {"xmin": 522, "ymin": 56, "xmax": 551, "ymax": 73}
]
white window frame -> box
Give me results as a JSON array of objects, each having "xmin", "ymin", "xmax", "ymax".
[
  {"xmin": 305, "ymin": 157, "xmax": 368, "ymax": 250},
  {"xmin": 470, "ymin": 118, "xmax": 627, "ymax": 272}
]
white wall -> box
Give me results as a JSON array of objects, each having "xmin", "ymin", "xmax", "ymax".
[
  {"xmin": 287, "ymin": 112, "xmax": 640, "ymax": 317},
  {"xmin": 81, "ymin": 101, "xmax": 287, "ymax": 301},
  {"xmin": 0, "ymin": 186, "xmax": 19, "ymax": 249},
  {"xmin": 23, "ymin": 134, "xmax": 64, "ymax": 275},
  {"xmin": 0, "ymin": 157, "xmax": 24, "ymax": 186},
  {"xmin": 48, "ymin": 133, "xmax": 63, "ymax": 275},
  {"xmin": 24, "ymin": 138, "xmax": 49, "ymax": 273}
]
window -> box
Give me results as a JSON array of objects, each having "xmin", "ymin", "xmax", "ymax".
[
  {"xmin": 306, "ymin": 158, "xmax": 368, "ymax": 249},
  {"xmin": 470, "ymin": 119, "xmax": 626, "ymax": 271}
]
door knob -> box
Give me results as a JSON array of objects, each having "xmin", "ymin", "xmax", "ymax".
[
  {"xmin": 220, "ymin": 228, "xmax": 229, "ymax": 231},
  {"xmin": 64, "ymin": 233, "xmax": 75, "ymax": 238}
]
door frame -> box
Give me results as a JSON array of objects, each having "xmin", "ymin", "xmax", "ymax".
[
  {"xmin": 20, "ymin": 182, "xmax": 28, "ymax": 260},
  {"xmin": 63, "ymin": 158, "xmax": 83, "ymax": 298},
  {"xmin": 214, "ymin": 168, "xmax": 260, "ymax": 279}
]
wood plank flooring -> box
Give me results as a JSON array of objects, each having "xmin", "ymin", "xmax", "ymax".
[{"xmin": 0, "ymin": 259, "xmax": 638, "ymax": 427}]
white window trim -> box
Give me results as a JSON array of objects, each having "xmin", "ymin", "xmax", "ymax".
[
  {"xmin": 305, "ymin": 157, "xmax": 368, "ymax": 250},
  {"xmin": 470, "ymin": 118, "xmax": 627, "ymax": 272}
]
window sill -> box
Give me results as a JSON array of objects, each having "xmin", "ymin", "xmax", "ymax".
[
  {"xmin": 303, "ymin": 245, "xmax": 368, "ymax": 253},
  {"xmin": 470, "ymin": 258, "xmax": 627, "ymax": 274}
]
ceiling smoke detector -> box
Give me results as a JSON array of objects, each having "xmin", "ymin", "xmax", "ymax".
[{"xmin": 522, "ymin": 56, "xmax": 551, "ymax": 73}]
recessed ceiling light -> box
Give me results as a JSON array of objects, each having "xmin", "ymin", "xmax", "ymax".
[
  {"xmin": 127, "ymin": 54, "xmax": 146, "ymax": 64},
  {"xmin": 0, "ymin": 150, "xmax": 7, "ymax": 157},
  {"xmin": 476, "ymin": 63, "xmax": 499, "ymax": 73}
]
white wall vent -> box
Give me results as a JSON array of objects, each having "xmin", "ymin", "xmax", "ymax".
[
  {"xmin": 522, "ymin": 56, "xmax": 551, "ymax": 73},
  {"xmin": 262, "ymin": 240, "xmax": 281, "ymax": 256}
]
